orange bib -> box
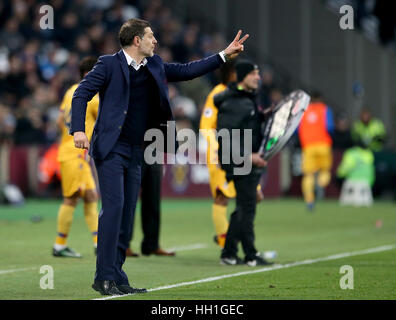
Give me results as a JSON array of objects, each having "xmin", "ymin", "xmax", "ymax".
[{"xmin": 298, "ymin": 102, "xmax": 332, "ymax": 149}]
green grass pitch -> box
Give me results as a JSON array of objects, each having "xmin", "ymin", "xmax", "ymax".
[{"xmin": 0, "ymin": 198, "xmax": 396, "ymax": 300}]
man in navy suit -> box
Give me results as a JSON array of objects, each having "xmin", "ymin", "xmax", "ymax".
[{"xmin": 71, "ymin": 18, "xmax": 248, "ymax": 296}]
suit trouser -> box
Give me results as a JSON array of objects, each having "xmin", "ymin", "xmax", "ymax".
[
  {"xmin": 94, "ymin": 147, "xmax": 143, "ymax": 284},
  {"xmin": 222, "ymin": 170, "xmax": 261, "ymax": 261},
  {"xmin": 129, "ymin": 162, "xmax": 162, "ymax": 253}
]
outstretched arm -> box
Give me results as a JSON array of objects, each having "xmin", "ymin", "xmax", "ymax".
[
  {"xmin": 164, "ymin": 30, "xmax": 249, "ymax": 82},
  {"xmin": 164, "ymin": 53, "xmax": 224, "ymax": 82}
]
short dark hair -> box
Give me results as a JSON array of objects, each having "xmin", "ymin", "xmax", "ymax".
[
  {"xmin": 79, "ymin": 56, "xmax": 98, "ymax": 79},
  {"xmin": 118, "ymin": 18, "xmax": 151, "ymax": 48}
]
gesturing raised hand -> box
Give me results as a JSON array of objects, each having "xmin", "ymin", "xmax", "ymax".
[{"xmin": 223, "ymin": 30, "xmax": 250, "ymax": 60}]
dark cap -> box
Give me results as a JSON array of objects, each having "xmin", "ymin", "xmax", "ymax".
[{"xmin": 235, "ymin": 59, "xmax": 258, "ymax": 82}]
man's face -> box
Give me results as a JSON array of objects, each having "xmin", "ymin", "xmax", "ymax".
[
  {"xmin": 138, "ymin": 27, "xmax": 157, "ymax": 57},
  {"xmin": 261, "ymin": 70, "xmax": 273, "ymax": 85},
  {"xmin": 360, "ymin": 110, "xmax": 371, "ymax": 125},
  {"xmin": 242, "ymin": 69, "xmax": 261, "ymax": 91}
]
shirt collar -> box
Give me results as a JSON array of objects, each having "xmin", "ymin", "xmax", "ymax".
[{"xmin": 122, "ymin": 49, "xmax": 147, "ymax": 70}]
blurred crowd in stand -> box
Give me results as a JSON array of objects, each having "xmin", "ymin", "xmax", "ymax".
[{"xmin": 0, "ymin": 0, "xmax": 291, "ymax": 147}]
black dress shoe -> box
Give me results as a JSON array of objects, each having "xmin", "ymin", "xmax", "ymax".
[
  {"xmin": 117, "ymin": 284, "xmax": 147, "ymax": 294},
  {"xmin": 92, "ymin": 280, "xmax": 125, "ymax": 296}
]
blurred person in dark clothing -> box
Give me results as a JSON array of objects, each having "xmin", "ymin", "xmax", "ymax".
[
  {"xmin": 14, "ymin": 103, "xmax": 46, "ymax": 145},
  {"xmin": 215, "ymin": 60, "xmax": 271, "ymax": 267},
  {"xmin": 100, "ymin": 32, "xmax": 121, "ymax": 54},
  {"xmin": 0, "ymin": 1, "xmax": 12, "ymax": 30},
  {"xmin": 269, "ymin": 87, "xmax": 283, "ymax": 106},
  {"xmin": 373, "ymin": 0, "xmax": 396, "ymax": 46},
  {"xmin": 258, "ymin": 66, "xmax": 276, "ymax": 109},
  {"xmin": 103, "ymin": 2, "xmax": 129, "ymax": 32},
  {"xmin": 351, "ymin": 0, "xmax": 369, "ymax": 30},
  {"xmin": 3, "ymin": 54, "xmax": 29, "ymax": 100},
  {"xmin": 0, "ymin": 18, "xmax": 24, "ymax": 51},
  {"xmin": 55, "ymin": 11, "xmax": 81, "ymax": 48},
  {"xmin": 74, "ymin": 34, "xmax": 94, "ymax": 57},
  {"xmin": 0, "ymin": 103, "xmax": 16, "ymax": 144},
  {"xmin": 333, "ymin": 112, "xmax": 354, "ymax": 150},
  {"xmin": 87, "ymin": 23, "xmax": 106, "ymax": 55},
  {"xmin": 172, "ymin": 25, "xmax": 203, "ymax": 63}
]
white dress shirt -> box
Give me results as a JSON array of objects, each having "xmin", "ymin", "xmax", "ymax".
[{"xmin": 122, "ymin": 50, "xmax": 148, "ymax": 70}]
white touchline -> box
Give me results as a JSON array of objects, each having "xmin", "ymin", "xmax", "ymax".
[
  {"xmin": 166, "ymin": 243, "xmax": 208, "ymax": 252},
  {"xmin": 93, "ymin": 243, "xmax": 396, "ymax": 300},
  {"xmin": 0, "ymin": 267, "xmax": 37, "ymax": 275}
]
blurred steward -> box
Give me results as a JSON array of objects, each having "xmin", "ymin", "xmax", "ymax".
[
  {"xmin": 336, "ymin": 138, "xmax": 375, "ymax": 207},
  {"xmin": 337, "ymin": 139, "xmax": 375, "ymax": 187},
  {"xmin": 351, "ymin": 108, "xmax": 386, "ymax": 152}
]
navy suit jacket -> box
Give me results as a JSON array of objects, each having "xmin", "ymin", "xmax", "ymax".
[{"xmin": 70, "ymin": 50, "xmax": 224, "ymax": 160}]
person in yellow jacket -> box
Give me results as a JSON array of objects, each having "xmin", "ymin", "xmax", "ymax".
[
  {"xmin": 52, "ymin": 56, "xmax": 100, "ymax": 258},
  {"xmin": 351, "ymin": 108, "xmax": 386, "ymax": 152},
  {"xmin": 199, "ymin": 61, "xmax": 263, "ymax": 248}
]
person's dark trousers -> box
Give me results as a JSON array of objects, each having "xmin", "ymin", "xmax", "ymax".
[
  {"xmin": 94, "ymin": 146, "xmax": 143, "ymax": 285},
  {"xmin": 141, "ymin": 162, "xmax": 162, "ymax": 253},
  {"xmin": 129, "ymin": 162, "xmax": 162, "ymax": 253},
  {"xmin": 222, "ymin": 171, "xmax": 261, "ymax": 261}
]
